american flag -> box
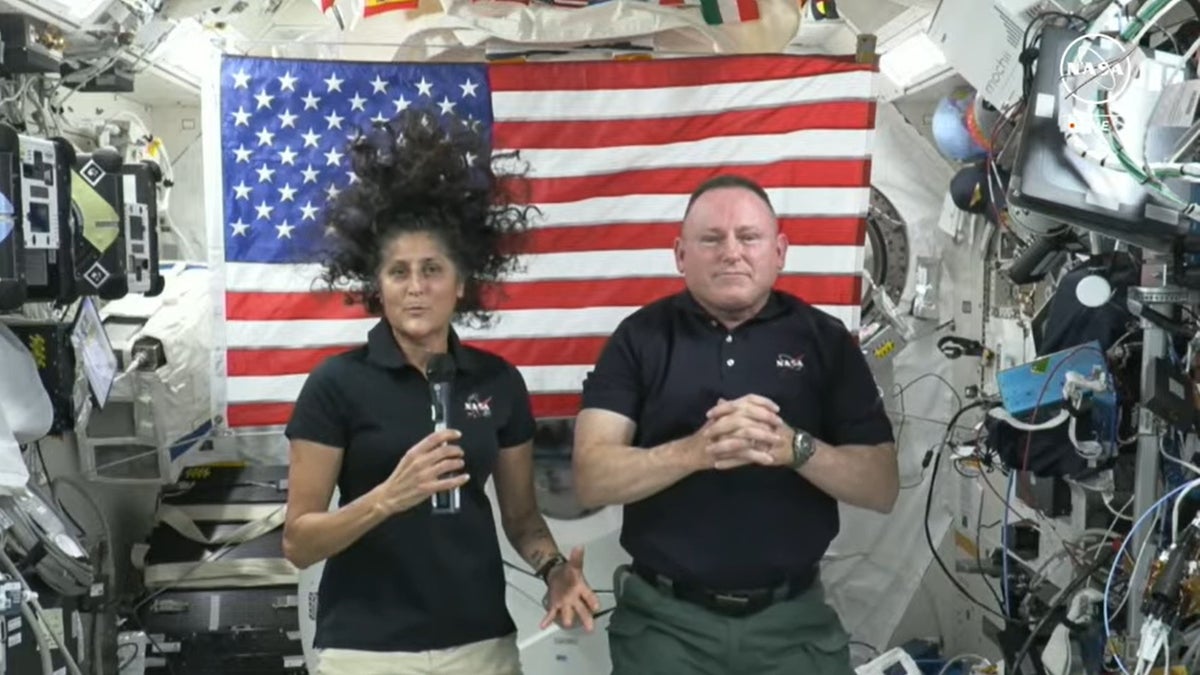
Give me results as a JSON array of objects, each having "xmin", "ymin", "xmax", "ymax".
[{"xmin": 208, "ymin": 54, "xmax": 877, "ymax": 430}]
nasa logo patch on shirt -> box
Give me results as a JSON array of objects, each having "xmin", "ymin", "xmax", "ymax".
[
  {"xmin": 775, "ymin": 353, "xmax": 804, "ymax": 371},
  {"xmin": 464, "ymin": 393, "xmax": 492, "ymax": 419}
]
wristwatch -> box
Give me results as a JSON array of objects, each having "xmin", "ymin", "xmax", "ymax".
[
  {"xmin": 535, "ymin": 553, "xmax": 567, "ymax": 583},
  {"xmin": 790, "ymin": 427, "xmax": 817, "ymax": 470}
]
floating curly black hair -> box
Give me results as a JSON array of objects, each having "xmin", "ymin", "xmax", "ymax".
[{"xmin": 319, "ymin": 108, "xmax": 532, "ymax": 327}]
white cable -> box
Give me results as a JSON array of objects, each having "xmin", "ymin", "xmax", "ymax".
[
  {"xmin": 987, "ymin": 407, "xmax": 1070, "ymax": 431},
  {"xmin": 1129, "ymin": 0, "xmax": 1183, "ymax": 45},
  {"xmin": 935, "ymin": 653, "xmax": 991, "ymax": 675}
]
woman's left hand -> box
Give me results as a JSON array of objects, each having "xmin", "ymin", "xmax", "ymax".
[{"xmin": 542, "ymin": 547, "xmax": 601, "ymax": 631}]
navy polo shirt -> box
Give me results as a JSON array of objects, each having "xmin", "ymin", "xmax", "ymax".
[
  {"xmin": 580, "ymin": 290, "xmax": 894, "ymax": 591},
  {"xmin": 285, "ymin": 319, "xmax": 536, "ymax": 652}
]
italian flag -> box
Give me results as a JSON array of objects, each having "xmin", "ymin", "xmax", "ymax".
[{"xmin": 698, "ymin": 0, "xmax": 760, "ymax": 23}]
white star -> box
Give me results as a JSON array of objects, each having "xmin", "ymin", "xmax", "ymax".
[
  {"xmin": 256, "ymin": 164, "xmax": 275, "ymax": 183},
  {"xmin": 300, "ymin": 201, "xmax": 320, "ymax": 220},
  {"xmin": 324, "ymin": 148, "xmax": 344, "ymax": 166},
  {"xmin": 232, "ymin": 181, "xmax": 252, "ymax": 200},
  {"xmin": 230, "ymin": 219, "xmax": 249, "ymax": 236},
  {"xmin": 370, "ymin": 75, "xmax": 389, "ymax": 94},
  {"xmin": 349, "ymin": 93, "xmax": 367, "ymax": 111},
  {"xmin": 302, "ymin": 91, "xmax": 321, "ymax": 110},
  {"xmin": 459, "ymin": 79, "xmax": 478, "ymax": 97},
  {"xmin": 278, "ymin": 147, "xmax": 298, "ymax": 165},
  {"xmin": 278, "ymin": 72, "xmax": 298, "ymax": 92},
  {"xmin": 254, "ymin": 89, "xmax": 274, "ymax": 110},
  {"xmin": 255, "ymin": 127, "xmax": 274, "ymax": 147},
  {"xmin": 437, "ymin": 96, "xmax": 456, "ymax": 115},
  {"xmin": 392, "ymin": 95, "xmax": 410, "ymax": 113},
  {"xmin": 324, "ymin": 224, "xmax": 337, "ymax": 237},
  {"xmin": 324, "ymin": 73, "xmax": 344, "ymax": 93},
  {"xmin": 371, "ymin": 112, "xmax": 389, "ymax": 125},
  {"xmin": 255, "ymin": 201, "xmax": 274, "ymax": 220},
  {"xmin": 278, "ymin": 183, "xmax": 297, "ymax": 201},
  {"xmin": 464, "ymin": 151, "xmax": 477, "ymax": 166},
  {"xmin": 324, "ymin": 111, "xmax": 344, "ymax": 130},
  {"xmin": 415, "ymin": 77, "xmax": 433, "ymax": 97},
  {"xmin": 231, "ymin": 69, "xmax": 250, "ymax": 89},
  {"xmin": 301, "ymin": 128, "xmax": 321, "ymax": 148},
  {"xmin": 325, "ymin": 183, "xmax": 341, "ymax": 200},
  {"xmin": 276, "ymin": 220, "xmax": 295, "ymax": 239},
  {"xmin": 277, "ymin": 109, "xmax": 298, "ymax": 128},
  {"xmin": 346, "ymin": 170, "xmax": 359, "ymax": 184},
  {"xmin": 301, "ymin": 165, "xmax": 320, "ymax": 183},
  {"xmin": 231, "ymin": 106, "xmax": 251, "ymax": 126},
  {"xmin": 233, "ymin": 145, "xmax": 252, "ymax": 163}
]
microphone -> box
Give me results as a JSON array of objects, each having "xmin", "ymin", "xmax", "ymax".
[{"xmin": 427, "ymin": 353, "xmax": 460, "ymax": 515}]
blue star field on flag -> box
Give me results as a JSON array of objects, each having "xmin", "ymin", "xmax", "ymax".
[{"xmin": 219, "ymin": 57, "xmax": 493, "ymax": 264}]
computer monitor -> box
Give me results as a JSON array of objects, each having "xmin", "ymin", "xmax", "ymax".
[
  {"xmin": 70, "ymin": 296, "xmax": 116, "ymax": 409},
  {"xmin": 1008, "ymin": 26, "xmax": 1195, "ymax": 252}
]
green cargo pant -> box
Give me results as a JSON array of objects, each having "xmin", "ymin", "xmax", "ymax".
[{"xmin": 607, "ymin": 565, "xmax": 854, "ymax": 675}]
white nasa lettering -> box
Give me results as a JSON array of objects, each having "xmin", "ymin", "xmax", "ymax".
[
  {"xmin": 464, "ymin": 393, "xmax": 492, "ymax": 419},
  {"xmin": 776, "ymin": 353, "xmax": 804, "ymax": 371}
]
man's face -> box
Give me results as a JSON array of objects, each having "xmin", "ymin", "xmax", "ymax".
[{"xmin": 674, "ymin": 186, "xmax": 786, "ymax": 316}]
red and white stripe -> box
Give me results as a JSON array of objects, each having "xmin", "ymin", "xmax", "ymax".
[{"xmin": 221, "ymin": 55, "xmax": 877, "ymax": 428}]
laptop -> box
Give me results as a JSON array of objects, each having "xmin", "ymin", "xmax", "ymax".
[{"xmin": 1008, "ymin": 26, "xmax": 1197, "ymax": 253}]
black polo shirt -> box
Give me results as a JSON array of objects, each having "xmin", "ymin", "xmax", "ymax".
[
  {"xmin": 285, "ymin": 319, "xmax": 536, "ymax": 651},
  {"xmin": 580, "ymin": 290, "xmax": 894, "ymax": 591}
]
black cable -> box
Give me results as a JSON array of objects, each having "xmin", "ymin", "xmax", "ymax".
[
  {"xmin": 1009, "ymin": 546, "xmax": 1116, "ymax": 674},
  {"xmin": 923, "ymin": 399, "xmax": 1010, "ymax": 623},
  {"xmin": 116, "ymin": 642, "xmax": 138, "ymax": 671}
]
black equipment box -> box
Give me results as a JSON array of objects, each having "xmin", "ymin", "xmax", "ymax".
[
  {"xmin": 140, "ymin": 466, "xmax": 299, "ymax": 675},
  {"xmin": 3, "ymin": 580, "xmax": 85, "ymax": 675},
  {"xmin": 7, "ymin": 320, "xmax": 75, "ymax": 433},
  {"xmin": 140, "ymin": 585, "xmax": 300, "ymax": 636},
  {"xmin": 0, "ymin": 123, "xmax": 25, "ymax": 311},
  {"xmin": 145, "ymin": 628, "xmax": 306, "ymax": 675},
  {"xmin": 144, "ymin": 522, "xmax": 287, "ymax": 570},
  {"xmin": 71, "ymin": 149, "xmax": 128, "ymax": 299},
  {"xmin": 21, "ymin": 135, "xmax": 78, "ymax": 304},
  {"xmin": 122, "ymin": 161, "xmax": 165, "ymax": 297},
  {"xmin": 0, "ymin": 14, "xmax": 63, "ymax": 75}
]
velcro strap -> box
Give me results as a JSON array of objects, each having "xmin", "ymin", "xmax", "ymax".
[
  {"xmin": 156, "ymin": 503, "xmax": 286, "ymax": 545},
  {"xmin": 143, "ymin": 558, "xmax": 298, "ymax": 589}
]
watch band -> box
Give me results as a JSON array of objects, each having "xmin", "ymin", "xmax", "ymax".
[
  {"xmin": 535, "ymin": 553, "xmax": 567, "ymax": 582},
  {"xmin": 790, "ymin": 428, "xmax": 816, "ymax": 470}
]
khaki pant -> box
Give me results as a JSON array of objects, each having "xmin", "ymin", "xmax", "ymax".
[
  {"xmin": 608, "ymin": 566, "xmax": 854, "ymax": 675},
  {"xmin": 317, "ymin": 634, "xmax": 521, "ymax": 675}
]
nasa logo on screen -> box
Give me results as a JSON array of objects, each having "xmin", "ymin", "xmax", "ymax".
[{"xmin": 1058, "ymin": 34, "xmax": 1134, "ymax": 105}]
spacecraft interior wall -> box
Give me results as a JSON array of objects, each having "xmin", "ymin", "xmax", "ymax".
[{"xmin": 98, "ymin": 263, "xmax": 214, "ymax": 449}]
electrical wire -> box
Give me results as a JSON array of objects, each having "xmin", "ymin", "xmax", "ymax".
[
  {"xmin": 923, "ymin": 399, "xmax": 1010, "ymax": 623},
  {"xmin": 1104, "ymin": 477, "xmax": 1200, "ymax": 674}
]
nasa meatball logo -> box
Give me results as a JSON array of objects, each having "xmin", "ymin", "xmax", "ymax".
[
  {"xmin": 1058, "ymin": 33, "xmax": 1134, "ymax": 105},
  {"xmin": 464, "ymin": 393, "xmax": 492, "ymax": 419}
]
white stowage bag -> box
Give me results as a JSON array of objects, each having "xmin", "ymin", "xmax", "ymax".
[{"xmin": 0, "ymin": 322, "xmax": 52, "ymax": 493}]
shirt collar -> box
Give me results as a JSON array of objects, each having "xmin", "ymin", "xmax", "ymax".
[
  {"xmin": 674, "ymin": 289, "xmax": 790, "ymax": 325},
  {"xmin": 365, "ymin": 319, "xmax": 478, "ymax": 373}
]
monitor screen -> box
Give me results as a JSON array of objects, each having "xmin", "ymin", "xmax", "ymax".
[{"xmin": 71, "ymin": 297, "xmax": 117, "ymax": 409}]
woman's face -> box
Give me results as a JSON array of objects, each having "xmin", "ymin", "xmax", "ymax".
[{"xmin": 377, "ymin": 231, "xmax": 464, "ymax": 344}]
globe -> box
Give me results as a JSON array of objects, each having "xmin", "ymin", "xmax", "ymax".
[{"xmin": 932, "ymin": 87, "xmax": 987, "ymax": 163}]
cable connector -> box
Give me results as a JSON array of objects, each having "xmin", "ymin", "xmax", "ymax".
[{"xmin": 1135, "ymin": 617, "xmax": 1169, "ymax": 670}]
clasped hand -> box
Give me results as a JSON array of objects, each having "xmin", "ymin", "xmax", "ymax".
[{"xmin": 700, "ymin": 394, "xmax": 791, "ymax": 470}]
